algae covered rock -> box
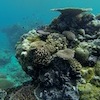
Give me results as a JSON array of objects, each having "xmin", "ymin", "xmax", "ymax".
[
  {"xmin": 78, "ymin": 83, "xmax": 100, "ymax": 100},
  {"xmin": 78, "ymin": 83, "xmax": 92, "ymax": 94},
  {"xmin": 81, "ymin": 68, "xmax": 95, "ymax": 83},
  {"xmin": 9, "ymin": 85, "xmax": 35, "ymax": 100}
]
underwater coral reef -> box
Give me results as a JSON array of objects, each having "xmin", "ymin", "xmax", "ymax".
[{"xmin": 1, "ymin": 7, "xmax": 100, "ymax": 100}]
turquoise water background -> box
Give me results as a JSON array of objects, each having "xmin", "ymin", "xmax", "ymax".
[{"xmin": 0, "ymin": 0, "xmax": 100, "ymax": 88}]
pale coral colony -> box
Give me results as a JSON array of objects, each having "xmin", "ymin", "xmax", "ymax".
[{"xmin": 13, "ymin": 7, "xmax": 100, "ymax": 100}]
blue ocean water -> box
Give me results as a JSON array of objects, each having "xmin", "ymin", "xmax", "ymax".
[{"xmin": 0, "ymin": 0, "xmax": 100, "ymax": 88}]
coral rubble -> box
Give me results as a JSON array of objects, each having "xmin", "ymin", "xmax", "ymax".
[{"xmin": 14, "ymin": 7, "xmax": 100, "ymax": 100}]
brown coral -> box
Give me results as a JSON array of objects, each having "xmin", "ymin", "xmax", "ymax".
[
  {"xmin": 46, "ymin": 33, "xmax": 67, "ymax": 53},
  {"xmin": 28, "ymin": 41, "xmax": 51, "ymax": 66}
]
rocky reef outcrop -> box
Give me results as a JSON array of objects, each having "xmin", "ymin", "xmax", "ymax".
[{"xmin": 13, "ymin": 7, "xmax": 100, "ymax": 100}]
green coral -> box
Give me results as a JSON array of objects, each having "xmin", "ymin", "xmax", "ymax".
[
  {"xmin": 75, "ymin": 47, "xmax": 89, "ymax": 64},
  {"xmin": 78, "ymin": 83, "xmax": 100, "ymax": 100},
  {"xmin": 95, "ymin": 60, "xmax": 100, "ymax": 77},
  {"xmin": 81, "ymin": 68, "xmax": 95, "ymax": 83}
]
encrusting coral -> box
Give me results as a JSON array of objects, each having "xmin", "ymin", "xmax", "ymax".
[{"xmin": 14, "ymin": 7, "xmax": 100, "ymax": 100}]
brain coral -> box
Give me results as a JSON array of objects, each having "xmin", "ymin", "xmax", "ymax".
[
  {"xmin": 28, "ymin": 40, "xmax": 51, "ymax": 66},
  {"xmin": 46, "ymin": 33, "xmax": 67, "ymax": 53}
]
